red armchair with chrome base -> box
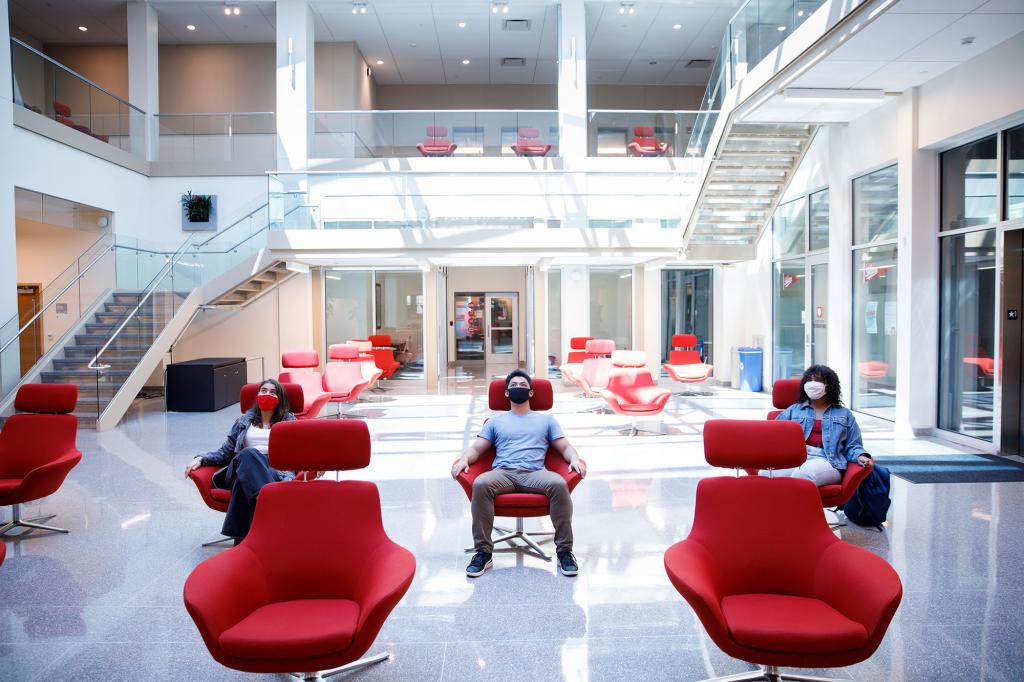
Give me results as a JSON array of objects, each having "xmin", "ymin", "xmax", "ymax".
[
  {"xmin": 558, "ymin": 336, "xmax": 594, "ymax": 385},
  {"xmin": 324, "ymin": 345, "xmax": 373, "ymax": 416},
  {"xmin": 279, "ymin": 351, "xmax": 331, "ymax": 419},
  {"xmin": 416, "ymin": 125, "xmax": 457, "ymax": 156},
  {"xmin": 454, "ymin": 379, "xmax": 585, "ymax": 561},
  {"xmin": 0, "ymin": 384, "xmax": 82, "ymax": 538},
  {"xmin": 576, "ymin": 339, "xmax": 615, "ymax": 398},
  {"xmin": 184, "ymin": 419, "xmax": 416, "ymax": 681},
  {"xmin": 664, "ymin": 419, "xmax": 902, "ymax": 682},
  {"xmin": 663, "ymin": 333, "xmax": 714, "ymax": 393},
  {"xmin": 627, "ymin": 126, "xmax": 668, "ymax": 156},
  {"xmin": 600, "ymin": 351, "xmax": 672, "ymax": 436},
  {"xmin": 510, "ymin": 127, "xmax": 551, "ymax": 157}
]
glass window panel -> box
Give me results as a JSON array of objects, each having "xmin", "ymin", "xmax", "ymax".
[
  {"xmin": 773, "ymin": 198, "xmax": 807, "ymax": 259},
  {"xmin": 454, "ymin": 293, "xmax": 485, "ymax": 361},
  {"xmin": 547, "ymin": 269, "xmax": 562, "ymax": 378},
  {"xmin": 661, "ymin": 269, "xmax": 714, "ymax": 363},
  {"xmin": 1008, "ymin": 124, "xmax": 1024, "ymax": 220},
  {"xmin": 589, "ymin": 268, "xmax": 632, "ymax": 349},
  {"xmin": 773, "ymin": 259, "xmax": 805, "ymax": 380},
  {"xmin": 325, "ymin": 270, "xmax": 373, "ymax": 346},
  {"xmin": 852, "ymin": 245, "xmax": 898, "ymax": 419},
  {"xmin": 941, "ymin": 135, "xmax": 998, "ymax": 231},
  {"xmin": 809, "ymin": 188, "xmax": 829, "ymax": 251},
  {"xmin": 939, "ymin": 230, "xmax": 996, "ymax": 441},
  {"xmin": 374, "ymin": 271, "xmax": 423, "ymax": 378},
  {"xmin": 853, "ymin": 165, "xmax": 898, "ymax": 245}
]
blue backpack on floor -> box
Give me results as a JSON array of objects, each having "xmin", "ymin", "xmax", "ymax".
[{"xmin": 841, "ymin": 463, "xmax": 891, "ymax": 531}]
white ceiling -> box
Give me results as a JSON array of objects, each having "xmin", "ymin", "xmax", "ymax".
[
  {"xmin": 8, "ymin": 0, "xmax": 739, "ymax": 86},
  {"xmin": 743, "ymin": 0, "xmax": 1024, "ymax": 123}
]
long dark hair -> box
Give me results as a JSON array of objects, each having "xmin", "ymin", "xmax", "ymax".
[
  {"xmin": 798, "ymin": 364, "xmax": 843, "ymax": 406},
  {"xmin": 251, "ymin": 378, "xmax": 291, "ymax": 426}
]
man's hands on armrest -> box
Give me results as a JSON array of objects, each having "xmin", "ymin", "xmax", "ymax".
[
  {"xmin": 553, "ymin": 437, "xmax": 586, "ymax": 478},
  {"xmin": 452, "ymin": 436, "xmax": 491, "ymax": 479}
]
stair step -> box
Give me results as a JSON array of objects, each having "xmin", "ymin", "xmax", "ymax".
[
  {"xmin": 94, "ymin": 313, "xmax": 161, "ymax": 324},
  {"xmin": 53, "ymin": 358, "xmax": 139, "ymax": 371},
  {"xmin": 41, "ymin": 369, "xmax": 132, "ymax": 380},
  {"xmin": 64, "ymin": 346, "xmax": 146, "ymax": 358},
  {"xmin": 75, "ymin": 333, "xmax": 156, "ymax": 345}
]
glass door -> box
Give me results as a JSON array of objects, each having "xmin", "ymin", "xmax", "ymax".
[
  {"xmin": 454, "ymin": 293, "xmax": 485, "ymax": 361},
  {"xmin": 486, "ymin": 293, "xmax": 518, "ymax": 364},
  {"xmin": 808, "ymin": 258, "xmax": 828, "ymax": 366}
]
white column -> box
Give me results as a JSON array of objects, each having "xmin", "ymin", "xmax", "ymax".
[
  {"xmin": 894, "ymin": 88, "xmax": 939, "ymax": 436},
  {"xmin": 558, "ymin": 0, "xmax": 587, "ymax": 164},
  {"xmin": 561, "ymin": 266, "xmax": 589, "ymax": 355},
  {"xmin": 640, "ymin": 263, "xmax": 663, "ymax": 375},
  {"xmin": 423, "ymin": 266, "xmax": 439, "ymax": 393},
  {"xmin": 127, "ymin": 0, "xmax": 159, "ymax": 160},
  {"xmin": 533, "ymin": 267, "xmax": 549, "ymax": 378},
  {"xmin": 826, "ymin": 126, "xmax": 853, "ymax": 394},
  {"xmin": 276, "ymin": 0, "xmax": 314, "ymax": 171},
  {"xmin": 0, "ymin": 0, "xmax": 17, "ymax": 333}
]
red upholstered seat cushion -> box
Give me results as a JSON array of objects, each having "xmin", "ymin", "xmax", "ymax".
[
  {"xmin": 495, "ymin": 493, "xmax": 549, "ymax": 510},
  {"xmin": 218, "ymin": 599, "xmax": 359, "ymax": 659},
  {"xmin": 0, "ymin": 479, "xmax": 21, "ymax": 496},
  {"xmin": 818, "ymin": 484, "xmax": 842, "ymax": 499},
  {"xmin": 209, "ymin": 488, "xmax": 232, "ymax": 503},
  {"xmin": 721, "ymin": 593, "xmax": 867, "ymax": 654}
]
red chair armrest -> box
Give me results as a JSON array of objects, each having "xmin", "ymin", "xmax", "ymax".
[
  {"xmin": 812, "ymin": 541, "xmax": 903, "ymax": 637},
  {"xmin": 353, "ymin": 542, "xmax": 417, "ymax": 636},
  {"xmin": 13, "ymin": 449, "xmax": 82, "ymax": 502},
  {"xmin": 664, "ymin": 540, "xmax": 728, "ymax": 636},
  {"xmin": 183, "ymin": 547, "xmax": 273, "ymax": 643}
]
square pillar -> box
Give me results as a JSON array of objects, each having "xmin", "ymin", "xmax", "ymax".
[
  {"xmin": 423, "ymin": 266, "xmax": 440, "ymax": 393},
  {"xmin": 127, "ymin": 0, "xmax": 159, "ymax": 160},
  {"xmin": 561, "ymin": 266, "xmax": 590, "ymax": 356},
  {"xmin": 276, "ymin": 0, "xmax": 314, "ymax": 171},
  {"xmin": 826, "ymin": 126, "xmax": 854, "ymax": 393},
  {"xmin": 0, "ymin": 0, "xmax": 17, "ymax": 331},
  {"xmin": 640, "ymin": 263, "xmax": 663, "ymax": 374},
  {"xmin": 558, "ymin": 0, "xmax": 587, "ymax": 164},
  {"xmin": 532, "ymin": 266, "xmax": 549, "ymax": 379}
]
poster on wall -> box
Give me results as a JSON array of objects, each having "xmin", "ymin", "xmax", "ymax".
[
  {"xmin": 884, "ymin": 301, "xmax": 897, "ymax": 336},
  {"xmin": 865, "ymin": 301, "xmax": 878, "ymax": 334}
]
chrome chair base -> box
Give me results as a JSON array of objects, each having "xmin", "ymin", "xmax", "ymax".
[
  {"xmin": 464, "ymin": 517, "xmax": 554, "ymax": 561},
  {"xmin": 289, "ymin": 652, "xmax": 390, "ymax": 681},
  {"xmin": 0, "ymin": 504, "xmax": 69, "ymax": 537},
  {"xmin": 201, "ymin": 535, "xmax": 233, "ymax": 548},
  {"xmin": 702, "ymin": 665, "xmax": 849, "ymax": 682},
  {"xmin": 616, "ymin": 417, "xmax": 666, "ymax": 437}
]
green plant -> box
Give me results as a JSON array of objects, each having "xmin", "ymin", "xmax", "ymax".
[{"xmin": 181, "ymin": 191, "xmax": 213, "ymax": 222}]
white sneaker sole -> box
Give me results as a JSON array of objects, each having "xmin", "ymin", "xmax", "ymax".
[
  {"xmin": 466, "ymin": 559, "xmax": 493, "ymax": 577},
  {"xmin": 558, "ymin": 564, "xmax": 579, "ymax": 577}
]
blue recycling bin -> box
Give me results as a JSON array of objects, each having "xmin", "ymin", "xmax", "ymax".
[{"xmin": 738, "ymin": 347, "xmax": 763, "ymax": 393}]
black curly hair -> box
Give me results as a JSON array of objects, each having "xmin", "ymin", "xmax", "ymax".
[{"xmin": 798, "ymin": 364, "xmax": 843, "ymax": 406}]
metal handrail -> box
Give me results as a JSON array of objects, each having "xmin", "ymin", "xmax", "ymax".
[
  {"xmin": 10, "ymin": 38, "xmax": 144, "ymax": 114},
  {"xmin": 155, "ymin": 111, "xmax": 275, "ymax": 117},
  {"xmin": 587, "ymin": 109, "xmax": 710, "ymax": 114},
  {"xmin": 87, "ymin": 235, "xmax": 194, "ymax": 371},
  {"xmin": 0, "ymin": 234, "xmax": 115, "ymax": 356},
  {"xmin": 193, "ymin": 202, "xmax": 271, "ymax": 248},
  {"xmin": 310, "ymin": 109, "xmax": 558, "ymax": 114}
]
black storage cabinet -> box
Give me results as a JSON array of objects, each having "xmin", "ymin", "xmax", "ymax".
[{"xmin": 166, "ymin": 357, "xmax": 247, "ymax": 412}]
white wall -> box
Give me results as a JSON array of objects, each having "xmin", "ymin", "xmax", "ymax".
[
  {"xmin": 315, "ymin": 42, "xmax": 376, "ymax": 111},
  {"xmin": 446, "ymin": 266, "xmax": 528, "ymax": 364}
]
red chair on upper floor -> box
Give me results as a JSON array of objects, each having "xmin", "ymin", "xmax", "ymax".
[
  {"xmin": 665, "ymin": 419, "xmax": 902, "ymax": 682},
  {"xmin": 184, "ymin": 419, "xmax": 416, "ymax": 680},
  {"xmin": 416, "ymin": 125, "xmax": 457, "ymax": 157},
  {"xmin": 765, "ymin": 379, "xmax": 870, "ymax": 517},
  {"xmin": 627, "ymin": 126, "xmax": 667, "ymax": 157},
  {"xmin": 368, "ymin": 334, "xmax": 401, "ymax": 384},
  {"xmin": 453, "ymin": 379, "xmax": 585, "ymax": 561},
  {"xmin": 278, "ymin": 351, "xmax": 331, "ymax": 419},
  {"xmin": 663, "ymin": 333, "xmax": 714, "ymax": 393},
  {"xmin": 600, "ymin": 351, "xmax": 672, "ymax": 436},
  {"xmin": 53, "ymin": 100, "xmax": 109, "ymax": 143},
  {"xmin": 575, "ymin": 339, "xmax": 615, "ymax": 398},
  {"xmin": 324, "ymin": 345, "xmax": 373, "ymax": 415},
  {"xmin": 0, "ymin": 384, "xmax": 82, "ymax": 538},
  {"xmin": 510, "ymin": 127, "xmax": 551, "ymax": 157},
  {"xmin": 558, "ymin": 336, "xmax": 594, "ymax": 385}
]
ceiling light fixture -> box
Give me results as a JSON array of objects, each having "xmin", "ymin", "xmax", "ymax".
[
  {"xmin": 777, "ymin": 25, "xmax": 786, "ymax": 31},
  {"xmin": 458, "ymin": 21, "xmax": 466, "ymax": 28},
  {"xmin": 351, "ymin": 1, "xmax": 368, "ymax": 15},
  {"xmin": 78, "ymin": 25, "xmax": 88, "ymax": 31},
  {"xmin": 783, "ymin": 88, "xmax": 886, "ymax": 104},
  {"xmin": 491, "ymin": 1, "xmax": 509, "ymax": 14},
  {"xmin": 224, "ymin": 4, "xmax": 240, "ymax": 16},
  {"xmin": 672, "ymin": 24, "xmax": 682, "ymax": 30},
  {"xmin": 376, "ymin": 59, "xmax": 384, "ymax": 65},
  {"xmin": 186, "ymin": 24, "xmax": 196, "ymax": 31},
  {"xmin": 462, "ymin": 58, "xmax": 471, "ymax": 65},
  {"xmin": 619, "ymin": 2, "xmax": 635, "ymax": 15}
]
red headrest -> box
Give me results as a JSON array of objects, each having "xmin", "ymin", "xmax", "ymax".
[
  {"xmin": 772, "ymin": 378, "xmax": 802, "ymax": 410},
  {"xmin": 328, "ymin": 344, "xmax": 359, "ymax": 360},
  {"xmin": 368, "ymin": 334, "xmax": 392, "ymax": 347},
  {"xmin": 672, "ymin": 333, "xmax": 697, "ymax": 348},
  {"xmin": 14, "ymin": 384, "xmax": 78, "ymax": 414},
  {"xmin": 569, "ymin": 336, "xmax": 593, "ymax": 350},
  {"xmin": 488, "ymin": 378, "xmax": 554, "ymax": 411},
  {"xmin": 240, "ymin": 382, "xmax": 305, "ymax": 414},
  {"xmin": 518, "ymin": 127, "xmax": 540, "ymax": 139},
  {"xmin": 611, "ymin": 350, "xmax": 646, "ymax": 367},
  {"xmin": 53, "ymin": 100, "xmax": 71, "ymax": 116},
  {"xmin": 269, "ymin": 419, "xmax": 371, "ymax": 471},
  {"xmin": 703, "ymin": 419, "xmax": 806, "ymax": 469},
  {"xmin": 426, "ymin": 125, "xmax": 448, "ymax": 136},
  {"xmin": 585, "ymin": 339, "xmax": 615, "ymax": 355},
  {"xmin": 282, "ymin": 350, "xmax": 319, "ymax": 369},
  {"xmin": 634, "ymin": 126, "xmax": 655, "ymax": 137}
]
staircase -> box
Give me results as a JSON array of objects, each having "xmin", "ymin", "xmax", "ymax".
[
  {"xmin": 206, "ymin": 261, "xmax": 294, "ymax": 308},
  {"xmin": 36, "ymin": 290, "xmax": 184, "ymax": 426},
  {"xmin": 684, "ymin": 123, "xmax": 817, "ymax": 261}
]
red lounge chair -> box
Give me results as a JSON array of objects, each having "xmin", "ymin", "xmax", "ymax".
[
  {"xmin": 663, "ymin": 333, "xmax": 714, "ymax": 391},
  {"xmin": 510, "ymin": 127, "xmax": 551, "ymax": 156},
  {"xmin": 600, "ymin": 350, "xmax": 672, "ymax": 436},
  {"xmin": 278, "ymin": 350, "xmax": 331, "ymax": 419},
  {"xmin": 416, "ymin": 125, "xmax": 457, "ymax": 156},
  {"xmin": 665, "ymin": 419, "xmax": 902, "ymax": 681},
  {"xmin": 558, "ymin": 336, "xmax": 594, "ymax": 384},
  {"xmin": 627, "ymin": 125, "xmax": 667, "ymax": 157},
  {"xmin": 367, "ymin": 334, "xmax": 401, "ymax": 380},
  {"xmin": 323, "ymin": 344, "xmax": 373, "ymax": 414},
  {"xmin": 575, "ymin": 339, "xmax": 615, "ymax": 398}
]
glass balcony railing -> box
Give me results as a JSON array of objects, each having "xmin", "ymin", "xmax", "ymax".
[
  {"xmin": 727, "ymin": 0, "xmax": 826, "ymax": 85},
  {"xmin": 155, "ymin": 112, "xmax": 276, "ymax": 163},
  {"xmin": 310, "ymin": 110, "xmax": 559, "ymax": 159},
  {"xmin": 10, "ymin": 38, "xmax": 145, "ymax": 156},
  {"xmin": 587, "ymin": 110, "xmax": 707, "ymax": 158}
]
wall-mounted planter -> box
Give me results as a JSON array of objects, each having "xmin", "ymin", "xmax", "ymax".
[{"xmin": 181, "ymin": 193, "xmax": 217, "ymax": 231}]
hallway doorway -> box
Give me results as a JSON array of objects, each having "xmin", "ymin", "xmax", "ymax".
[{"xmin": 445, "ymin": 266, "xmax": 528, "ymax": 382}]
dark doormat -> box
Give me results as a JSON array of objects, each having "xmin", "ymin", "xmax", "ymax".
[{"xmin": 873, "ymin": 454, "xmax": 1024, "ymax": 484}]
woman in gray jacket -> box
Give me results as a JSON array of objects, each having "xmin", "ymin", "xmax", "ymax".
[{"xmin": 184, "ymin": 378, "xmax": 296, "ymax": 540}]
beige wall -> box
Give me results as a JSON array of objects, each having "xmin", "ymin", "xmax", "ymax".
[
  {"xmin": 588, "ymin": 85, "xmax": 704, "ymax": 110},
  {"xmin": 376, "ymin": 85, "xmax": 555, "ymax": 110},
  {"xmin": 159, "ymin": 44, "xmax": 275, "ymax": 113},
  {"xmin": 43, "ymin": 44, "xmax": 130, "ymax": 100},
  {"xmin": 315, "ymin": 42, "xmax": 376, "ymax": 111}
]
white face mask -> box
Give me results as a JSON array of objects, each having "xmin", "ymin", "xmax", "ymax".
[{"xmin": 804, "ymin": 380, "xmax": 827, "ymax": 401}]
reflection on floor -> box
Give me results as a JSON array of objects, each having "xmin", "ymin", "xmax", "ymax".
[{"xmin": 0, "ymin": 381, "xmax": 1020, "ymax": 681}]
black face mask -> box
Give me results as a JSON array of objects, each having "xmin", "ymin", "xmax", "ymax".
[{"xmin": 507, "ymin": 387, "xmax": 531, "ymax": 405}]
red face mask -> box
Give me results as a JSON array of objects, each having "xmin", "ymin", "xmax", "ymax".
[{"xmin": 256, "ymin": 394, "xmax": 279, "ymax": 411}]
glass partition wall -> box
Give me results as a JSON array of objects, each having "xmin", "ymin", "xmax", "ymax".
[
  {"xmin": 589, "ymin": 268, "xmax": 632, "ymax": 350},
  {"xmin": 661, "ymin": 269, "xmax": 713, "ymax": 363},
  {"xmin": 324, "ymin": 268, "xmax": 424, "ymax": 379}
]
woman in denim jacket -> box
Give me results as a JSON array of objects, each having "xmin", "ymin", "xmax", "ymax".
[
  {"xmin": 184, "ymin": 378, "xmax": 297, "ymax": 540},
  {"xmin": 766, "ymin": 365, "xmax": 874, "ymax": 486}
]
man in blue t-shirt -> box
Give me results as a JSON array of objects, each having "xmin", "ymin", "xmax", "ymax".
[{"xmin": 452, "ymin": 369, "xmax": 586, "ymax": 578}]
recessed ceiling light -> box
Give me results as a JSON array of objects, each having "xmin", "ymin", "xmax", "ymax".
[
  {"xmin": 233, "ymin": 7, "xmax": 240, "ymax": 15},
  {"xmin": 491, "ymin": 1, "xmax": 509, "ymax": 14},
  {"xmin": 458, "ymin": 21, "xmax": 466, "ymax": 28},
  {"xmin": 777, "ymin": 25, "xmax": 787, "ymax": 31},
  {"xmin": 462, "ymin": 59, "xmax": 470, "ymax": 65},
  {"xmin": 797, "ymin": 10, "xmax": 804, "ymax": 17},
  {"xmin": 961, "ymin": 36, "xmax": 976, "ymax": 45},
  {"xmin": 619, "ymin": 2, "xmax": 635, "ymax": 15},
  {"xmin": 78, "ymin": 26, "xmax": 88, "ymax": 31},
  {"xmin": 672, "ymin": 24, "xmax": 682, "ymax": 30},
  {"xmin": 186, "ymin": 24, "xmax": 196, "ymax": 31},
  {"xmin": 224, "ymin": 4, "xmax": 240, "ymax": 16},
  {"xmin": 376, "ymin": 59, "xmax": 384, "ymax": 65},
  {"xmin": 352, "ymin": 1, "xmax": 367, "ymax": 14}
]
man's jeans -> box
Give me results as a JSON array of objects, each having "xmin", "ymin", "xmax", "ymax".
[{"xmin": 471, "ymin": 467, "xmax": 573, "ymax": 554}]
